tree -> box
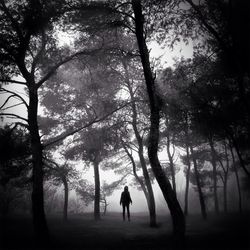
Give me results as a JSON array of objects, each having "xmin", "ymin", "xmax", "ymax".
[
  {"xmin": 120, "ymin": 55, "xmax": 157, "ymax": 227},
  {"xmin": 131, "ymin": 0, "xmax": 185, "ymax": 244},
  {"xmin": 66, "ymin": 125, "xmax": 119, "ymax": 220},
  {"xmin": 0, "ymin": 0, "xmax": 104, "ymax": 241},
  {"xmin": 180, "ymin": 0, "xmax": 250, "ymax": 178},
  {"xmin": 184, "ymin": 0, "xmax": 250, "ymax": 121},
  {"xmin": 43, "ymin": 155, "xmax": 79, "ymax": 221},
  {"xmin": 76, "ymin": 176, "xmax": 126, "ymax": 215},
  {"xmin": 189, "ymin": 145, "xmax": 207, "ymax": 219}
]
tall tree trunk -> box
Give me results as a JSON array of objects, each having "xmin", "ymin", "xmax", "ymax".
[
  {"xmin": 28, "ymin": 86, "xmax": 49, "ymax": 242},
  {"xmin": 208, "ymin": 136, "xmax": 219, "ymax": 214},
  {"xmin": 184, "ymin": 144, "xmax": 191, "ymax": 216},
  {"xmin": 223, "ymin": 141, "xmax": 230, "ymax": 213},
  {"xmin": 137, "ymin": 145, "xmax": 156, "ymax": 227},
  {"xmin": 166, "ymin": 132, "xmax": 176, "ymax": 195},
  {"xmin": 190, "ymin": 145, "xmax": 207, "ymax": 220},
  {"xmin": 93, "ymin": 160, "xmax": 101, "ymax": 220},
  {"xmin": 227, "ymin": 130, "xmax": 250, "ymax": 178},
  {"xmin": 122, "ymin": 57, "xmax": 157, "ymax": 227},
  {"xmin": 229, "ymin": 142, "xmax": 242, "ymax": 212},
  {"xmin": 62, "ymin": 176, "xmax": 69, "ymax": 221},
  {"xmin": 103, "ymin": 198, "xmax": 107, "ymax": 216},
  {"xmin": 223, "ymin": 179, "xmax": 228, "ymax": 213},
  {"xmin": 132, "ymin": 0, "xmax": 185, "ymax": 245}
]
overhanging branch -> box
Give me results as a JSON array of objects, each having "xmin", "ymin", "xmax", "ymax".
[
  {"xmin": 0, "ymin": 112, "xmax": 28, "ymax": 122},
  {"xmin": 0, "ymin": 79, "xmax": 27, "ymax": 85},
  {"xmin": 36, "ymin": 46, "xmax": 104, "ymax": 89},
  {"xmin": 43, "ymin": 101, "xmax": 131, "ymax": 148},
  {"xmin": 0, "ymin": 87, "xmax": 28, "ymax": 108}
]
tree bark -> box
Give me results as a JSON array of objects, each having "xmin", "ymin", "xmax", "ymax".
[
  {"xmin": 228, "ymin": 132, "xmax": 250, "ymax": 178},
  {"xmin": 184, "ymin": 144, "xmax": 191, "ymax": 216},
  {"xmin": 166, "ymin": 131, "xmax": 176, "ymax": 195},
  {"xmin": 223, "ymin": 141, "xmax": 230, "ymax": 213},
  {"xmin": 223, "ymin": 179, "xmax": 228, "ymax": 213},
  {"xmin": 93, "ymin": 160, "xmax": 101, "ymax": 220},
  {"xmin": 132, "ymin": 0, "xmax": 185, "ymax": 245},
  {"xmin": 103, "ymin": 199, "xmax": 107, "ymax": 215},
  {"xmin": 190, "ymin": 145, "xmax": 207, "ymax": 220},
  {"xmin": 28, "ymin": 86, "xmax": 49, "ymax": 242},
  {"xmin": 62, "ymin": 176, "xmax": 69, "ymax": 221},
  {"xmin": 229, "ymin": 142, "xmax": 242, "ymax": 213},
  {"xmin": 208, "ymin": 136, "xmax": 219, "ymax": 214}
]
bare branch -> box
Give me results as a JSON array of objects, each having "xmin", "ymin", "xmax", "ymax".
[
  {"xmin": 0, "ymin": 112, "xmax": 28, "ymax": 122},
  {"xmin": 114, "ymin": 9, "xmax": 135, "ymax": 21},
  {"xmin": 0, "ymin": 87, "xmax": 28, "ymax": 108},
  {"xmin": 0, "ymin": 94, "xmax": 16, "ymax": 109},
  {"xmin": 10, "ymin": 121, "xmax": 29, "ymax": 129},
  {"xmin": 1, "ymin": 102, "xmax": 25, "ymax": 111},
  {"xmin": 0, "ymin": 79, "xmax": 27, "ymax": 85}
]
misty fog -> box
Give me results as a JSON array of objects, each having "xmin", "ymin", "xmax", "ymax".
[{"xmin": 1, "ymin": 1, "xmax": 250, "ymax": 250}]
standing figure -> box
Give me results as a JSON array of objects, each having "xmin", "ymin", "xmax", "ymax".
[{"xmin": 120, "ymin": 186, "xmax": 132, "ymax": 221}]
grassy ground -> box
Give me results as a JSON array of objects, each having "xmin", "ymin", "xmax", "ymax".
[{"xmin": 1, "ymin": 212, "xmax": 249, "ymax": 250}]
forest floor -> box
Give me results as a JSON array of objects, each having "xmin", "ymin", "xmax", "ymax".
[{"xmin": 0, "ymin": 212, "xmax": 249, "ymax": 250}]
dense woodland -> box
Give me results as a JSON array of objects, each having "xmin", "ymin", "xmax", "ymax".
[{"xmin": 0, "ymin": 0, "xmax": 250, "ymax": 249}]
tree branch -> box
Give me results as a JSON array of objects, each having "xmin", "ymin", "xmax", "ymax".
[
  {"xmin": 0, "ymin": 79, "xmax": 27, "ymax": 85},
  {"xmin": 36, "ymin": 47, "xmax": 103, "ymax": 89},
  {"xmin": 31, "ymin": 30, "xmax": 46, "ymax": 75},
  {"xmin": 0, "ymin": 87, "xmax": 28, "ymax": 108},
  {"xmin": 0, "ymin": 94, "xmax": 16, "ymax": 110},
  {"xmin": 43, "ymin": 101, "xmax": 131, "ymax": 148},
  {"xmin": 0, "ymin": 112, "xmax": 28, "ymax": 122},
  {"xmin": 1, "ymin": 102, "xmax": 25, "ymax": 111},
  {"xmin": 9, "ymin": 121, "xmax": 29, "ymax": 130},
  {"xmin": 185, "ymin": 0, "xmax": 228, "ymax": 51}
]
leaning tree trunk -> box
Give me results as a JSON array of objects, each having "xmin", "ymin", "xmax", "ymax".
[
  {"xmin": 28, "ymin": 86, "xmax": 49, "ymax": 242},
  {"xmin": 93, "ymin": 160, "xmax": 101, "ymax": 220},
  {"xmin": 190, "ymin": 145, "xmax": 207, "ymax": 220},
  {"xmin": 62, "ymin": 176, "xmax": 69, "ymax": 221},
  {"xmin": 102, "ymin": 196, "xmax": 108, "ymax": 216},
  {"xmin": 166, "ymin": 132, "xmax": 176, "ymax": 195},
  {"xmin": 132, "ymin": 0, "xmax": 185, "ymax": 245},
  {"xmin": 208, "ymin": 136, "xmax": 219, "ymax": 214},
  {"xmin": 184, "ymin": 143, "xmax": 191, "ymax": 216},
  {"xmin": 223, "ymin": 141, "xmax": 230, "ymax": 213},
  {"xmin": 223, "ymin": 178, "xmax": 228, "ymax": 213},
  {"xmin": 226, "ymin": 129, "xmax": 250, "ymax": 178},
  {"xmin": 229, "ymin": 142, "xmax": 242, "ymax": 213},
  {"xmin": 137, "ymin": 143, "xmax": 157, "ymax": 227}
]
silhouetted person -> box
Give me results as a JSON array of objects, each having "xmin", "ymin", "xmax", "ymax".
[{"xmin": 120, "ymin": 186, "xmax": 132, "ymax": 221}]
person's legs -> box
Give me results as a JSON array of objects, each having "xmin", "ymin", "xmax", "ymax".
[
  {"xmin": 122, "ymin": 204, "xmax": 125, "ymax": 221},
  {"xmin": 126, "ymin": 205, "xmax": 130, "ymax": 221}
]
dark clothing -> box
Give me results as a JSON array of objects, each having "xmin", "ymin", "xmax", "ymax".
[
  {"xmin": 122, "ymin": 204, "xmax": 130, "ymax": 221},
  {"xmin": 120, "ymin": 191, "xmax": 132, "ymax": 206},
  {"xmin": 120, "ymin": 190, "xmax": 132, "ymax": 221}
]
